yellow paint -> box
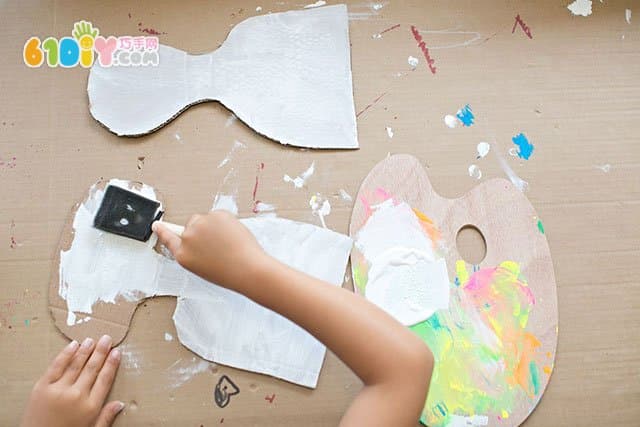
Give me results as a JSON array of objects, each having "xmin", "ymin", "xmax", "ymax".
[
  {"xmin": 456, "ymin": 260, "xmax": 469, "ymax": 285},
  {"xmin": 413, "ymin": 208, "xmax": 442, "ymax": 246},
  {"xmin": 501, "ymin": 410, "xmax": 509, "ymax": 419},
  {"xmin": 543, "ymin": 365, "xmax": 552, "ymax": 375}
]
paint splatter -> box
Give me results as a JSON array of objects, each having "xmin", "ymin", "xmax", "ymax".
[
  {"xmin": 411, "ymin": 261, "xmax": 543, "ymax": 426},
  {"xmin": 212, "ymin": 167, "xmax": 239, "ymax": 215},
  {"xmin": 224, "ymin": 113, "xmax": 238, "ymax": 128},
  {"xmin": 265, "ymin": 393, "xmax": 276, "ymax": 403},
  {"xmin": 166, "ymin": 357, "xmax": 210, "ymax": 389},
  {"xmin": 9, "ymin": 220, "xmax": 20, "ymax": 249},
  {"xmin": 468, "ymin": 164, "xmax": 482, "ymax": 180},
  {"xmin": 495, "ymin": 148, "xmax": 528, "ymax": 192},
  {"xmin": 444, "ymin": 115, "xmax": 457, "ymax": 128},
  {"xmin": 164, "ymin": 332, "xmax": 174, "ymax": 341},
  {"xmin": 410, "ymin": 26, "xmax": 437, "ymax": 74},
  {"xmin": 256, "ymin": 6, "xmax": 262, "ymax": 12},
  {"xmin": 372, "ymin": 23, "xmax": 401, "ymax": 38},
  {"xmin": 309, "ymin": 194, "xmax": 331, "ymax": 228},
  {"xmin": 304, "ymin": 0, "xmax": 326, "ymax": 8},
  {"xmin": 408, "ymin": 56, "xmax": 419, "ymax": 68},
  {"xmin": 385, "ymin": 126, "xmax": 394, "ymax": 138},
  {"xmin": 119, "ymin": 343, "xmax": 144, "ymax": 375},
  {"xmin": 537, "ymin": 219, "xmax": 545, "ymax": 234},
  {"xmin": 456, "ymin": 105, "xmax": 475, "ymax": 127},
  {"xmin": 512, "ymin": 14, "xmax": 533, "ymax": 39},
  {"xmin": 137, "ymin": 22, "xmax": 167, "ymax": 35},
  {"xmin": 0, "ymin": 156, "xmax": 17, "ymax": 169},
  {"xmin": 348, "ymin": 2, "xmax": 387, "ymax": 20},
  {"xmin": 356, "ymin": 92, "xmax": 387, "ymax": 118},
  {"xmin": 217, "ymin": 140, "xmax": 246, "ymax": 168},
  {"xmin": 251, "ymin": 162, "xmax": 265, "ymax": 213},
  {"xmin": 626, "ymin": 9, "xmax": 632, "ymax": 24},
  {"xmin": 284, "ymin": 161, "xmax": 315, "ymax": 189},
  {"xmin": 174, "ymin": 133, "xmax": 182, "ymax": 142},
  {"xmin": 137, "ymin": 156, "xmax": 145, "ymax": 170},
  {"xmin": 477, "ymin": 142, "xmax": 490, "ymax": 159},
  {"xmin": 595, "ymin": 164, "xmax": 611, "ymax": 173},
  {"xmin": 512, "ymin": 133, "xmax": 534, "ymax": 160},
  {"xmin": 338, "ymin": 189, "xmax": 353, "ymax": 202},
  {"xmin": 567, "ymin": 0, "xmax": 592, "ymax": 16}
]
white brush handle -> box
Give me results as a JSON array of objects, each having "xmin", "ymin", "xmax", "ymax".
[{"xmin": 160, "ymin": 221, "xmax": 185, "ymax": 236}]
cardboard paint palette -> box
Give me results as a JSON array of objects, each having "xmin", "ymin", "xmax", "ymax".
[
  {"xmin": 88, "ymin": 5, "xmax": 358, "ymax": 149},
  {"xmin": 349, "ymin": 154, "xmax": 558, "ymax": 427}
]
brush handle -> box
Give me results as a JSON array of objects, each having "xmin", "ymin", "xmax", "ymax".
[{"xmin": 160, "ymin": 221, "xmax": 185, "ymax": 236}]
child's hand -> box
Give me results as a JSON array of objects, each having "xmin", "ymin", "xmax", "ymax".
[
  {"xmin": 21, "ymin": 336, "xmax": 123, "ymax": 427},
  {"xmin": 153, "ymin": 211, "xmax": 267, "ymax": 290}
]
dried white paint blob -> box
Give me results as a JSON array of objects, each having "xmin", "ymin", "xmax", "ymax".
[
  {"xmin": 283, "ymin": 161, "xmax": 315, "ymax": 188},
  {"xmin": 449, "ymin": 414, "xmax": 489, "ymax": 427},
  {"xmin": 385, "ymin": 126, "xmax": 394, "ymax": 138},
  {"xmin": 444, "ymin": 115, "xmax": 458, "ymax": 128},
  {"xmin": 372, "ymin": 3, "xmax": 384, "ymax": 10},
  {"xmin": 508, "ymin": 147, "xmax": 519, "ymax": 157},
  {"xmin": 256, "ymin": 6, "xmax": 263, "ymax": 12},
  {"xmin": 309, "ymin": 194, "xmax": 331, "ymax": 228},
  {"xmin": 355, "ymin": 201, "xmax": 449, "ymax": 326},
  {"xmin": 595, "ymin": 163, "xmax": 611, "ymax": 173},
  {"xmin": 164, "ymin": 332, "xmax": 174, "ymax": 341},
  {"xmin": 304, "ymin": 0, "xmax": 326, "ymax": 8},
  {"xmin": 626, "ymin": 9, "xmax": 632, "ymax": 24},
  {"xmin": 408, "ymin": 56, "xmax": 419, "ymax": 68},
  {"xmin": 372, "ymin": 33, "xmax": 382, "ymax": 39},
  {"xmin": 174, "ymin": 133, "xmax": 181, "ymax": 142},
  {"xmin": 339, "ymin": 188, "xmax": 353, "ymax": 202},
  {"xmin": 468, "ymin": 164, "xmax": 482, "ymax": 180},
  {"xmin": 476, "ymin": 142, "xmax": 490, "ymax": 158},
  {"xmin": 567, "ymin": 0, "xmax": 592, "ymax": 16},
  {"xmin": 166, "ymin": 357, "xmax": 210, "ymax": 389},
  {"xmin": 217, "ymin": 140, "xmax": 246, "ymax": 168},
  {"xmin": 224, "ymin": 113, "xmax": 238, "ymax": 128}
]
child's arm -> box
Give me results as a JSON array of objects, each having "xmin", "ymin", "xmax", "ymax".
[{"xmin": 154, "ymin": 211, "xmax": 433, "ymax": 427}]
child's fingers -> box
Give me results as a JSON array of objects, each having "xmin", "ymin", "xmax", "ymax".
[
  {"xmin": 94, "ymin": 400, "xmax": 125, "ymax": 427},
  {"xmin": 152, "ymin": 221, "xmax": 182, "ymax": 255},
  {"xmin": 90, "ymin": 348, "xmax": 121, "ymax": 404},
  {"xmin": 75, "ymin": 335, "xmax": 112, "ymax": 392},
  {"xmin": 60, "ymin": 337, "xmax": 95, "ymax": 384},
  {"xmin": 44, "ymin": 340, "xmax": 79, "ymax": 383}
]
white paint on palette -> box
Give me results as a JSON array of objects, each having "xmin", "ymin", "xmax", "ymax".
[
  {"xmin": 212, "ymin": 194, "xmax": 239, "ymax": 215},
  {"xmin": 119, "ymin": 343, "xmax": 144, "ymax": 375},
  {"xmin": 339, "ymin": 188, "xmax": 353, "ymax": 202},
  {"xmin": 348, "ymin": 2, "xmax": 387, "ymax": 20},
  {"xmin": 468, "ymin": 164, "xmax": 482, "ymax": 180},
  {"xmin": 309, "ymin": 194, "xmax": 331, "ymax": 228},
  {"xmin": 304, "ymin": 0, "xmax": 326, "ymax": 8},
  {"xmin": 385, "ymin": 126, "xmax": 394, "ymax": 138},
  {"xmin": 595, "ymin": 163, "xmax": 611, "ymax": 173},
  {"xmin": 567, "ymin": 0, "xmax": 592, "ymax": 16},
  {"xmin": 408, "ymin": 56, "xmax": 419, "ymax": 68},
  {"xmin": 224, "ymin": 113, "xmax": 238, "ymax": 128},
  {"xmin": 494, "ymin": 147, "xmax": 528, "ymax": 192},
  {"xmin": 166, "ymin": 357, "xmax": 210, "ymax": 389},
  {"xmin": 625, "ymin": 9, "xmax": 632, "ymax": 24},
  {"xmin": 476, "ymin": 142, "xmax": 491, "ymax": 159},
  {"xmin": 449, "ymin": 414, "xmax": 489, "ymax": 426},
  {"xmin": 164, "ymin": 332, "xmax": 174, "ymax": 341},
  {"xmin": 444, "ymin": 115, "xmax": 458, "ymax": 128},
  {"xmin": 217, "ymin": 140, "xmax": 246, "ymax": 168},
  {"xmin": 416, "ymin": 29, "xmax": 482, "ymax": 50}
]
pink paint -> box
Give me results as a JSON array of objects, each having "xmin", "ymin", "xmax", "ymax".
[
  {"xmin": 512, "ymin": 14, "xmax": 533, "ymax": 39},
  {"xmin": 252, "ymin": 162, "xmax": 265, "ymax": 212},
  {"xmin": 374, "ymin": 187, "xmax": 392, "ymax": 201},
  {"xmin": 0, "ymin": 156, "xmax": 17, "ymax": 169},
  {"xmin": 410, "ymin": 26, "xmax": 436, "ymax": 74}
]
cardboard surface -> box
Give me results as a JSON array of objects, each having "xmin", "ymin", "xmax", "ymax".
[{"xmin": 1, "ymin": 1, "xmax": 639, "ymax": 426}]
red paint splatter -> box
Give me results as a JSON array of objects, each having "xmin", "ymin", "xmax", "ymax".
[
  {"xmin": 380, "ymin": 23, "xmax": 401, "ymax": 35},
  {"xmin": 356, "ymin": 92, "xmax": 387, "ymax": 118},
  {"xmin": 264, "ymin": 393, "xmax": 276, "ymax": 403},
  {"xmin": 0, "ymin": 156, "xmax": 17, "ymax": 169},
  {"xmin": 512, "ymin": 14, "xmax": 533, "ymax": 39},
  {"xmin": 410, "ymin": 26, "xmax": 436, "ymax": 74},
  {"xmin": 9, "ymin": 220, "xmax": 19, "ymax": 249},
  {"xmin": 139, "ymin": 27, "xmax": 166, "ymax": 35},
  {"xmin": 252, "ymin": 162, "xmax": 265, "ymax": 213}
]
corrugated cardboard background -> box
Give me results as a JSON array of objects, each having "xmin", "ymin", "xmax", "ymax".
[{"xmin": 1, "ymin": 0, "xmax": 638, "ymax": 425}]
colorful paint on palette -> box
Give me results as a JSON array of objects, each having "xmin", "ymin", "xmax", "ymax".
[
  {"xmin": 512, "ymin": 133, "xmax": 534, "ymax": 160},
  {"xmin": 411, "ymin": 261, "xmax": 544, "ymax": 426}
]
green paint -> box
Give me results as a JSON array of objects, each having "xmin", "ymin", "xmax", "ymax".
[
  {"xmin": 24, "ymin": 319, "xmax": 30, "ymax": 327},
  {"xmin": 537, "ymin": 219, "xmax": 545, "ymax": 234},
  {"xmin": 530, "ymin": 361, "xmax": 540, "ymax": 395}
]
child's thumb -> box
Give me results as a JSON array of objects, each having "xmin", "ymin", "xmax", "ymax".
[{"xmin": 94, "ymin": 401, "xmax": 125, "ymax": 427}]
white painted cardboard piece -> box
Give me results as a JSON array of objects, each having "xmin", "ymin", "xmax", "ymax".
[
  {"xmin": 88, "ymin": 5, "xmax": 358, "ymax": 149},
  {"xmin": 56, "ymin": 179, "xmax": 353, "ymax": 388}
]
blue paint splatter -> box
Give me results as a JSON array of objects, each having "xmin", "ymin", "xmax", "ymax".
[
  {"xmin": 456, "ymin": 104, "xmax": 475, "ymax": 126},
  {"xmin": 512, "ymin": 133, "xmax": 534, "ymax": 160}
]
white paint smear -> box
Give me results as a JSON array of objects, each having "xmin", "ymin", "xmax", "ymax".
[
  {"xmin": 58, "ymin": 180, "xmax": 353, "ymax": 388},
  {"xmin": 304, "ymin": 0, "xmax": 326, "ymax": 8},
  {"xmin": 417, "ymin": 29, "xmax": 482, "ymax": 50},
  {"xmin": 88, "ymin": 5, "xmax": 358, "ymax": 149},
  {"xmin": 567, "ymin": 0, "xmax": 592, "ymax": 16},
  {"xmin": 444, "ymin": 115, "xmax": 457, "ymax": 128},
  {"xmin": 355, "ymin": 201, "xmax": 449, "ymax": 326},
  {"xmin": 212, "ymin": 194, "xmax": 239, "ymax": 215},
  {"xmin": 164, "ymin": 332, "xmax": 174, "ymax": 341},
  {"xmin": 595, "ymin": 163, "xmax": 611, "ymax": 173},
  {"xmin": 309, "ymin": 194, "xmax": 331, "ymax": 228},
  {"xmin": 119, "ymin": 343, "xmax": 143, "ymax": 375},
  {"xmin": 166, "ymin": 357, "xmax": 210, "ymax": 389},
  {"xmin": 494, "ymin": 147, "xmax": 528, "ymax": 192},
  {"xmin": 217, "ymin": 140, "xmax": 246, "ymax": 168},
  {"xmin": 449, "ymin": 414, "xmax": 489, "ymax": 427},
  {"xmin": 339, "ymin": 188, "xmax": 352, "ymax": 202},
  {"xmin": 408, "ymin": 56, "xmax": 419, "ymax": 68},
  {"xmin": 626, "ymin": 9, "xmax": 632, "ymax": 24},
  {"xmin": 476, "ymin": 142, "xmax": 490, "ymax": 158},
  {"xmin": 256, "ymin": 6, "xmax": 263, "ymax": 12},
  {"xmin": 284, "ymin": 161, "xmax": 315, "ymax": 188},
  {"xmin": 385, "ymin": 126, "xmax": 394, "ymax": 138}
]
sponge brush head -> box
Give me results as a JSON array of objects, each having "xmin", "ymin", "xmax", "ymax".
[{"xmin": 94, "ymin": 185, "xmax": 163, "ymax": 242}]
